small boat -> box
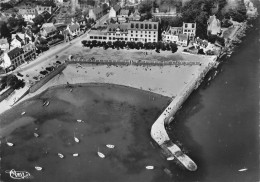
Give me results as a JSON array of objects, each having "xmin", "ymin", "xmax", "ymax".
[
  {"xmin": 42, "ymin": 101, "xmax": 47, "ymax": 106},
  {"xmin": 34, "ymin": 133, "xmax": 39, "ymax": 138},
  {"xmin": 97, "ymin": 148, "xmax": 105, "ymax": 158},
  {"xmin": 72, "ymin": 153, "xmax": 79, "ymax": 157},
  {"xmin": 77, "ymin": 119, "xmax": 83, "ymax": 123},
  {"xmin": 6, "ymin": 140, "xmax": 14, "ymax": 147},
  {"xmin": 35, "ymin": 166, "xmax": 43, "ymax": 171},
  {"xmin": 45, "ymin": 101, "xmax": 50, "ymax": 107},
  {"xmin": 21, "ymin": 111, "xmax": 26, "ymax": 115},
  {"xmin": 238, "ymin": 168, "xmax": 248, "ymax": 172},
  {"xmin": 167, "ymin": 156, "xmax": 175, "ymax": 161},
  {"xmin": 58, "ymin": 153, "xmax": 64, "ymax": 158},
  {"xmin": 70, "ymin": 89, "xmax": 73, "ymax": 92},
  {"xmin": 145, "ymin": 166, "xmax": 154, "ymax": 170},
  {"xmin": 106, "ymin": 144, "xmax": 115, "ymax": 149},
  {"xmin": 74, "ymin": 133, "xmax": 80, "ymax": 143}
]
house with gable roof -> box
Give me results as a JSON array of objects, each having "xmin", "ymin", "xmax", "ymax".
[
  {"xmin": 40, "ymin": 23, "xmax": 57, "ymax": 39},
  {"xmin": 67, "ymin": 22, "xmax": 81, "ymax": 37},
  {"xmin": 162, "ymin": 26, "xmax": 183, "ymax": 43},
  {"xmin": 178, "ymin": 34, "xmax": 188, "ymax": 46},
  {"xmin": 0, "ymin": 38, "xmax": 9, "ymax": 51}
]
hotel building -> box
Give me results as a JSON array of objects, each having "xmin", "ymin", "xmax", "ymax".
[{"xmin": 87, "ymin": 21, "xmax": 159, "ymax": 43}]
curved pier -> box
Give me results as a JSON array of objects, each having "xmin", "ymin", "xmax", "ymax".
[{"xmin": 151, "ymin": 58, "xmax": 217, "ymax": 171}]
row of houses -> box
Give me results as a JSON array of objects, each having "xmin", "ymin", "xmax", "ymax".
[
  {"xmin": 1, "ymin": 43, "xmax": 37, "ymax": 71},
  {"xmin": 87, "ymin": 21, "xmax": 159, "ymax": 43}
]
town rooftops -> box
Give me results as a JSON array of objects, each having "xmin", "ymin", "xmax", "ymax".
[
  {"xmin": 7, "ymin": 47, "xmax": 24, "ymax": 59},
  {"xmin": 23, "ymin": 42, "xmax": 36, "ymax": 52}
]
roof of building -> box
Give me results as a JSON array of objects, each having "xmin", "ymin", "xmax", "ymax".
[
  {"xmin": 23, "ymin": 42, "xmax": 35, "ymax": 51},
  {"xmin": 207, "ymin": 15, "xmax": 221, "ymax": 34},
  {"xmin": 0, "ymin": 38, "xmax": 8, "ymax": 45},
  {"xmin": 7, "ymin": 47, "xmax": 24, "ymax": 59},
  {"xmin": 41, "ymin": 23, "xmax": 57, "ymax": 33},
  {"xmin": 88, "ymin": 29, "xmax": 107, "ymax": 35},
  {"xmin": 120, "ymin": 9, "xmax": 129, "ymax": 16},
  {"xmin": 69, "ymin": 23, "xmax": 80, "ymax": 32},
  {"xmin": 178, "ymin": 34, "xmax": 188, "ymax": 41},
  {"xmin": 36, "ymin": 5, "xmax": 52, "ymax": 12},
  {"xmin": 107, "ymin": 23, "xmax": 128, "ymax": 32},
  {"xmin": 113, "ymin": 4, "xmax": 121, "ymax": 12}
]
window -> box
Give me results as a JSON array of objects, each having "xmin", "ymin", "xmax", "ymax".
[
  {"xmin": 192, "ymin": 24, "xmax": 195, "ymax": 28},
  {"xmin": 136, "ymin": 23, "xmax": 139, "ymax": 28},
  {"xmin": 125, "ymin": 38, "xmax": 127, "ymax": 40},
  {"xmin": 136, "ymin": 31, "xmax": 138, "ymax": 33},
  {"xmin": 109, "ymin": 37, "xmax": 111, "ymax": 40},
  {"xmin": 141, "ymin": 24, "xmax": 143, "ymax": 29},
  {"xmin": 154, "ymin": 24, "xmax": 157, "ymax": 29},
  {"xmin": 149, "ymin": 24, "xmax": 152, "ymax": 29},
  {"xmin": 131, "ymin": 23, "xmax": 134, "ymax": 28},
  {"xmin": 113, "ymin": 37, "xmax": 115, "ymax": 40},
  {"xmin": 145, "ymin": 24, "xmax": 148, "ymax": 29},
  {"xmin": 131, "ymin": 34, "xmax": 133, "ymax": 37},
  {"xmin": 131, "ymin": 30, "xmax": 133, "ymax": 33},
  {"xmin": 188, "ymin": 30, "xmax": 191, "ymax": 32}
]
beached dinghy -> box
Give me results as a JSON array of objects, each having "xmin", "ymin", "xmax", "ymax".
[
  {"xmin": 145, "ymin": 166, "xmax": 154, "ymax": 170},
  {"xmin": 77, "ymin": 119, "xmax": 83, "ymax": 123},
  {"xmin": 6, "ymin": 139, "xmax": 14, "ymax": 147},
  {"xmin": 238, "ymin": 168, "xmax": 248, "ymax": 172},
  {"xmin": 167, "ymin": 156, "xmax": 175, "ymax": 161},
  {"xmin": 34, "ymin": 133, "xmax": 39, "ymax": 138},
  {"xmin": 35, "ymin": 166, "xmax": 43, "ymax": 171},
  {"xmin": 58, "ymin": 153, "xmax": 64, "ymax": 158},
  {"xmin": 106, "ymin": 144, "xmax": 115, "ymax": 149},
  {"xmin": 70, "ymin": 88, "xmax": 73, "ymax": 92},
  {"xmin": 73, "ymin": 153, "xmax": 79, "ymax": 157},
  {"xmin": 21, "ymin": 111, "xmax": 26, "ymax": 115},
  {"xmin": 97, "ymin": 148, "xmax": 105, "ymax": 158}
]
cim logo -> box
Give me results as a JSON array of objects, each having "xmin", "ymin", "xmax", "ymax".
[{"xmin": 5, "ymin": 169, "xmax": 32, "ymax": 180}]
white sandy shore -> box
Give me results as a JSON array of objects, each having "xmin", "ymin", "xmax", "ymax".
[{"xmin": 0, "ymin": 53, "xmax": 216, "ymax": 115}]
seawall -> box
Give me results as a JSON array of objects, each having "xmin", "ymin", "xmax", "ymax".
[
  {"xmin": 150, "ymin": 56, "xmax": 218, "ymax": 171},
  {"xmin": 29, "ymin": 63, "xmax": 67, "ymax": 93}
]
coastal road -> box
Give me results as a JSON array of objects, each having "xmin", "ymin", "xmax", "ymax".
[{"xmin": 4, "ymin": 31, "xmax": 90, "ymax": 75}]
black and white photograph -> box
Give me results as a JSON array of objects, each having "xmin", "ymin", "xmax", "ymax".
[{"xmin": 0, "ymin": 0, "xmax": 259, "ymax": 181}]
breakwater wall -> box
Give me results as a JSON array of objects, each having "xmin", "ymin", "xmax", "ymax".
[
  {"xmin": 67, "ymin": 58, "xmax": 201, "ymax": 67},
  {"xmin": 150, "ymin": 56, "xmax": 218, "ymax": 171},
  {"xmin": 29, "ymin": 63, "xmax": 67, "ymax": 93}
]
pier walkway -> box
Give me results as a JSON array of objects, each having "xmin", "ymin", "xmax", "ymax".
[{"xmin": 151, "ymin": 57, "xmax": 217, "ymax": 171}]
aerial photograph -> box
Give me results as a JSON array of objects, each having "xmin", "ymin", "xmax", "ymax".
[{"xmin": 0, "ymin": 0, "xmax": 259, "ymax": 181}]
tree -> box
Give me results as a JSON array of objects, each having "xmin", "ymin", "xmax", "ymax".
[
  {"xmin": 139, "ymin": 1, "xmax": 152, "ymax": 14},
  {"xmin": 0, "ymin": 21, "xmax": 11, "ymax": 38}
]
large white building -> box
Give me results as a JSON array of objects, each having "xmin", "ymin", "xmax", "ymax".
[{"xmin": 87, "ymin": 21, "xmax": 159, "ymax": 43}]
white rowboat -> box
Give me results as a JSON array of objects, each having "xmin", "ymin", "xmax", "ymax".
[
  {"xmin": 77, "ymin": 119, "xmax": 83, "ymax": 123},
  {"xmin": 6, "ymin": 142, "xmax": 14, "ymax": 147},
  {"xmin": 73, "ymin": 153, "xmax": 79, "ymax": 157},
  {"xmin": 145, "ymin": 166, "xmax": 154, "ymax": 170},
  {"xmin": 34, "ymin": 133, "xmax": 39, "ymax": 138},
  {"xmin": 97, "ymin": 148, "xmax": 105, "ymax": 158},
  {"xmin": 21, "ymin": 111, "xmax": 26, "ymax": 115},
  {"xmin": 58, "ymin": 153, "xmax": 64, "ymax": 158},
  {"xmin": 106, "ymin": 144, "xmax": 115, "ymax": 149},
  {"xmin": 167, "ymin": 156, "xmax": 175, "ymax": 161},
  {"xmin": 238, "ymin": 168, "xmax": 248, "ymax": 172},
  {"xmin": 35, "ymin": 166, "xmax": 43, "ymax": 171}
]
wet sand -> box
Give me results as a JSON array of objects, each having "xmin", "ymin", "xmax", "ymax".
[{"xmin": 0, "ymin": 84, "xmax": 177, "ymax": 182}]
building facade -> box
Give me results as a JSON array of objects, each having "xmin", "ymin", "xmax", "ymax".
[
  {"xmin": 182, "ymin": 22, "xmax": 196, "ymax": 40},
  {"xmin": 86, "ymin": 21, "xmax": 159, "ymax": 43}
]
